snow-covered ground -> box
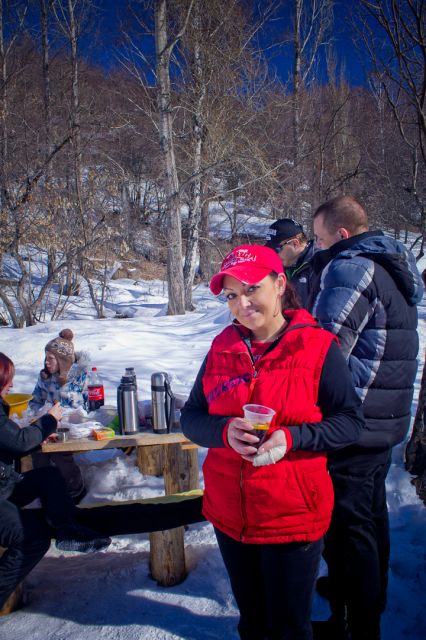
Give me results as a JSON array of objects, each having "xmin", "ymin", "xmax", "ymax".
[{"xmin": 0, "ymin": 266, "xmax": 425, "ymax": 639}]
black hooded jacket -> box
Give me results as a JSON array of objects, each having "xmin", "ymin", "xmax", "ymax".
[{"xmin": 0, "ymin": 399, "xmax": 57, "ymax": 499}]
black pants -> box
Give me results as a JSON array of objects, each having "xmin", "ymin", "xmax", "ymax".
[
  {"xmin": 324, "ymin": 448, "xmax": 392, "ymax": 639},
  {"xmin": 32, "ymin": 451, "xmax": 84, "ymax": 500},
  {"xmin": 215, "ymin": 528, "xmax": 323, "ymax": 640},
  {"xmin": 0, "ymin": 467, "xmax": 75, "ymax": 608}
]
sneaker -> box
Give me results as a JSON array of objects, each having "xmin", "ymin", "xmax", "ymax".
[{"xmin": 55, "ymin": 524, "xmax": 111, "ymax": 554}]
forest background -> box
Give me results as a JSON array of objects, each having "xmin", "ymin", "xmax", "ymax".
[{"xmin": 1, "ymin": 0, "xmax": 425, "ymax": 325}]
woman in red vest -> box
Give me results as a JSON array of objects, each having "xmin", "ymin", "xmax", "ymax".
[{"xmin": 181, "ymin": 245, "xmax": 364, "ymax": 640}]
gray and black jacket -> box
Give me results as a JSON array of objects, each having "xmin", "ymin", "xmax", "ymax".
[{"xmin": 309, "ymin": 231, "xmax": 423, "ymax": 450}]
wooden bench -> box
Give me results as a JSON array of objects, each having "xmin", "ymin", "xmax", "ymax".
[
  {"xmin": 42, "ymin": 432, "xmax": 200, "ymax": 586},
  {"xmin": 0, "ymin": 432, "xmax": 201, "ymax": 615}
]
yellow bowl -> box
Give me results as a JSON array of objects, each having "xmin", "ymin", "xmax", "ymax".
[{"xmin": 4, "ymin": 393, "xmax": 33, "ymax": 417}]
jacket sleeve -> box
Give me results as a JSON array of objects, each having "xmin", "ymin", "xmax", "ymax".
[
  {"xmin": 312, "ymin": 257, "xmax": 376, "ymax": 359},
  {"xmin": 0, "ymin": 403, "xmax": 58, "ymax": 456},
  {"xmin": 286, "ymin": 341, "xmax": 364, "ymax": 452},
  {"xmin": 180, "ymin": 356, "xmax": 231, "ymax": 448},
  {"xmin": 60, "ymin": 367, "xmax": 88, "ymax": 408}
]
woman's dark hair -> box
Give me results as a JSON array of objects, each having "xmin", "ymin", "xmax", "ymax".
[
  {"xmin": 269, "ymin": 273, "xmax": 302, "ymax": 310},
  {"xmin": 282, "ymin": 281, "xmax": 302, "ymax": 310},
  {"xmin": 0, "ymin": 353, "xmax": 15, "ymax": 394}
]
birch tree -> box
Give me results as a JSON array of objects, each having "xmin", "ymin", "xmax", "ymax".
[
  {"xmin": 155, "ymin": 0, "xmax": 195, "ymax": 315},
  {"xmin": 291, "ymin": 0, "xmax": 334, "ymax": 204}
]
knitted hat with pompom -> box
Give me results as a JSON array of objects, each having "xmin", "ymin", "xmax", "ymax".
[{"xmin": 44, "ymin": 329, "xmax": 75, "ymax": 386}]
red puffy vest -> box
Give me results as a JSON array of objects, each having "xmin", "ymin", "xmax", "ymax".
[{"xmin": 202, "ymin": 309, "xmax": 335, "ymax": 544}]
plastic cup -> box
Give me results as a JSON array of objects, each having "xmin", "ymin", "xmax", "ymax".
[
  {"xmin": 242, "ymin": 404, "xmax": 276, "ymax": 448},
  {"xmin": 56, "ymin": 427, "xmax": 70, "ymax": 442}
]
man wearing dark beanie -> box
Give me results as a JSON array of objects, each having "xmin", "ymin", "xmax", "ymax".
[{"xmin": 265, "ymin": 218, "xmax": 316, "ymax": 306}]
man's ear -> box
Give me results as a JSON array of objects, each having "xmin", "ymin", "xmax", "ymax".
[{"xmin": 338, "ymin": 228, "xmax": 350, "ymax": 240}]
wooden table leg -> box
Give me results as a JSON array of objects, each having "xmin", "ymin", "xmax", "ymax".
[
  {"xmin": 149, "ymin": 442, "xmax": 199, "ymax": 586},
  {"xmin": 137, "ymin": 445, "xmax": 164, "ymax": 477}
]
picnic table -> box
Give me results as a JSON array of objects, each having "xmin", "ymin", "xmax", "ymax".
[{"xmin": 42, "ymin": 430, "xmax": 200, "ymax": 586}]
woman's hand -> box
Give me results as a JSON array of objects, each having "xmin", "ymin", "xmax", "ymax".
[
  {"xmin": 47, "ymin": 402, "xmax": 63, "ymax": 423},
  {"xmin": 44, "ymin": 433, "xmax": 59, "ymax": 443},
  {"xmin": 252, "ymin": 429, "xmax": 287, "ymax": 467},
  {"xmin": 227, "ymin": 418, "xmax": 260, "ymax": 457}
]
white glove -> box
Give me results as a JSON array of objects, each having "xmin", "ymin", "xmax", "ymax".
[{"xmin": 252, "ymin": 444, "xmax": 287, "ymax": 467}]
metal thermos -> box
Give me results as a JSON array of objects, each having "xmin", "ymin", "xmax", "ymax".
[
  {"xmin": 117, "ymin": 374, "xmax": 139, "ymax": 434},
  {"xmin": 125, "ymin": 367, "xmax": 137, "ymax": 386},
  {"xmin": 151, "ymin": 372, "xmax": 175, "ymax": 434}
]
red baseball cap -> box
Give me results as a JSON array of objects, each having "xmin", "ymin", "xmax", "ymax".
[{"xmin": 210, "ymin": 245, "xmax": 284, "ymax": 295}]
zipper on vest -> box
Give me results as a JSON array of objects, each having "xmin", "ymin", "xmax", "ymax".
[{"xmin": 239, "ymin": 465, "xmax": 247, "ymax": 542}]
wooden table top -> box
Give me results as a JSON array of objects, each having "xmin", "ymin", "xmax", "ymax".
[{"xmin": 42, "ymin": 431, "xmax": 191, "ymax": 453}]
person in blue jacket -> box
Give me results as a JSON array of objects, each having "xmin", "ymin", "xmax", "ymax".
[
  {"xmin": 30, "ymin": 329, "xmax": 88, "ymax": 502},
  {"xmin": 309, "ymin": 196, "xmax": 423, "ymax": 640}
]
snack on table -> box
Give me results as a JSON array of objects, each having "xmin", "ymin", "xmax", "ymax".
[{"xmin": 91, "ymin": 427, "xmax": 115, "ymax": 440}]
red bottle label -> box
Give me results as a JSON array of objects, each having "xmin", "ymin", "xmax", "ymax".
[{"xmin": 88, "ymin": 385, "xmax": 104, "ymax": 401}]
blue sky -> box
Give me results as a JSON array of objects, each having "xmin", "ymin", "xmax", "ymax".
[{"xmin": 91, "ymin": 0, "xmax": 370, "ymax": 88}]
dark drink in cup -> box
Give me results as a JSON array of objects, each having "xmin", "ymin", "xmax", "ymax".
[
  {"xmin": 252, "ymin": 423, "xmax": 270, "ymax": 448},
  {"xmin": 242, "ymin": 404, "xmax": 276, "ymax": 449}
]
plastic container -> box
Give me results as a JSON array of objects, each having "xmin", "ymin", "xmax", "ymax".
[
  {"xmin": 4, "ymin": 393, "xmax": 33, "ymax": 417},
  {"xmin": 91, "ymin": 427, "xmax": 115, "ymax": 440},
  {"xmin": 242, "ymin": 404, "xmax": 276, "ymax": 448},
  {"xmin": 87, "ymin": 367, "xmax": 105, "ymax": 412}
]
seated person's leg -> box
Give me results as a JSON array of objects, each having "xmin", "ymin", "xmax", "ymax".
[
  {"xmin": 9, "ymin": 466, "xmax": 75, "ymax": 527},
  {"xmin": 9, "ymin": 468, "xmax": 111, "ymax": 554},
  {"xmin": 31, "ymin": 450, "xmax": 52, "ymax": 470},
  {"xmin": 48, "ymin": 453, "xmax": 85, "ymax": 503},
  {"xmin": 32, "ymin": 452, "xmax": 85, "ymax": 504},
  {"xmin": 0, "ymin": 500, "xmax": 51, "ymax": 609}
]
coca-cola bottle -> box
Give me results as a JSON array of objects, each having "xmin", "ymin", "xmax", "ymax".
[{"xmin": 87, "ymin": 367, "xmax": 105, "ymax": 412}]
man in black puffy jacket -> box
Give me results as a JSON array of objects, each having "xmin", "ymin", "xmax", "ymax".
[{"xmin": 309, "ymin": 196, "xmax": 423, "ymax": 640}]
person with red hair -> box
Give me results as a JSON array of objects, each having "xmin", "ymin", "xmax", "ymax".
[{"xmin": 0, "ymin": 352, "xmax": 111, "ymax": 610}]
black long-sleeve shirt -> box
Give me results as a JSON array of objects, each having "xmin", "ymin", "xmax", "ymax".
[{"xmin": 181, "ymin": 341, "xmax": 364, "ymax": 452}]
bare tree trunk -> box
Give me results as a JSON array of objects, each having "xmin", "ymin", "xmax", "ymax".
[
  {"xmin": 67, "ymin": 0, "xmax": 86, "ymax": 243},
  {"xmin": 40, "ymin": 0, "xmax": 57, "ymax": 279},
  {"xmin": 0, "ymin": 286, "xmax": 21, "ymax": 328},
  {"xmin": 40, "ymin": 0, "xmax": 52, "ymax": 160},
  {"xmin": 0, "ymin": 2, "xmax": 8, "ymax": 195},
  {"xmin": 155, "ymin": 0, "xmax": 194, "ymax": 315},
  {"xmin": 293, "ymin": 0, "xmax": 301, "ymax": 171},
  {"xmin": 198, "ymin": 198, "xmax": 209, "ymax": 277},
  {"xmin": 183, "ymin": 2, "xmax": 205, "ymax": 310}
]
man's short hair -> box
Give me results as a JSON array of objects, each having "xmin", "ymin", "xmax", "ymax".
[{"xmin": 313, "ymin": 196, "xmax": 369, "ymax": 235}]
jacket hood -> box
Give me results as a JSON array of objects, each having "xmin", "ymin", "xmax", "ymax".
[
  {"xmin": 72, "ymin": 350, "xmax": 90, "ymax": 374},
  {"xmin": 296, "ymin": 239, "xmax": 316, "ymax": 267},
  {"xmin": 330, "ymin": 231, "xmax": 423, "ymax": 305}
]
